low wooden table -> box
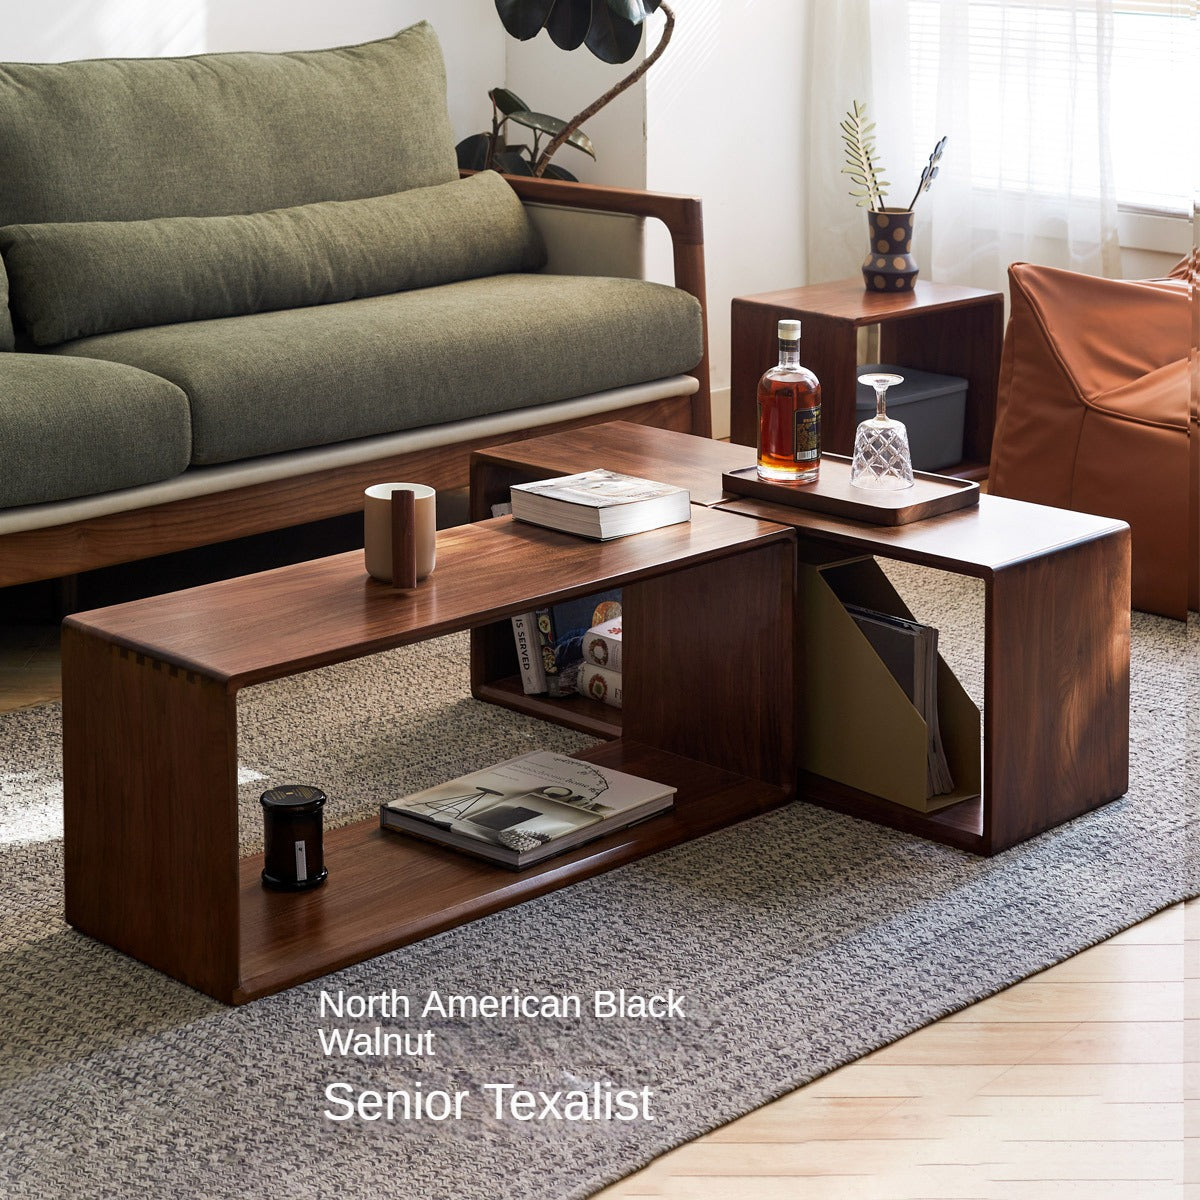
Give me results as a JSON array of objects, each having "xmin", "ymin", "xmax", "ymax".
[
  {"xmin": 62, "ymin": 507, "xmax": 795, "ymax": 1004},
  {"xmin": 473, "ymin": 422, "xmax": 1132, "ymax": 855}
]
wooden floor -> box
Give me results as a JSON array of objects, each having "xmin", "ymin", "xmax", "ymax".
[
  {"xmin": 597, "ymin": 901, "xmax": 1194, "ymax": 1199},
  {"xmin": 1, "ymin": 625, "xmax": 1193, "ymax": 1197}
]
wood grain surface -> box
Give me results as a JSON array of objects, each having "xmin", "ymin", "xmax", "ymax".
[
  {"xmin": 722, "ymin": 458, "xmax": 980, "ymax": 526},
  {"xmin": 470, "ymin": 419, "xmax": 757, "ymax": 518},
  {"xmin": 730, "ymin": 279, "xmax": 1003, "ymax": 468},
  {"xmin": 716, "ymin": 492, "xmax": 1128, "ymax": 576},
  {"xmin": 63, "ymin": 502, "xmax": 796, "ymax": 1003},
  {"xmin": 237, "ymin": 742, "xmax": 789, "ymax": 1003},
  {"xmin": 64, "ymin": 509, "xmax": 791, "ymax": 688},
  {"xmin": 62, "ymin": 626, "xmax": 242, "ymax": 1001}
]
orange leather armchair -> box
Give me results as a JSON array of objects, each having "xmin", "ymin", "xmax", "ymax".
[{"xmin": 988, "ymin": 259, "xmax": 1195, "ymax": 618}]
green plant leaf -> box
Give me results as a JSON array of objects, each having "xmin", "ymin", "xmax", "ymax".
[
  {"xmin": 494, "ymin": 148, "xmax": 537, "ymax": 175},
  {"xmin": 541, "ymin": 161, "xmax": 579, "ymax": 181},
  {"xmin": 546, "ymin": 0, "xmax": 589, "ymax": 49},
  {"xmin": 508, "ymin": 109, "xmax": 566, "ymax": 135},
  {"xmin": 495, "ymin": 0, "xmax": 555, "ymax": 40},
  {"xmin": 840, "ymin": 99, "xmax": 888, "ymax": 210},
  {"xmin": 455, "ymin": 133, "xmax": 494, "ymax": 171},
  {"xmin": 489, "ymin": 86, "xmax": 530, "ymax": 115},
  {"xmin": 508, "ymin": 110, "xmax": 596, "ymax": 158},
  {"xmin": 585, "ymin": 0, "xmax": 643, "ymax": 63},
  {"xmin": 603, "ymin": 0, "xmax": 648, "ymax": 25}
]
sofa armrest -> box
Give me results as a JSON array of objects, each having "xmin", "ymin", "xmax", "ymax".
[{"xmin": 468, "ymin": 172, "xmax": 711, "ymax": 436}]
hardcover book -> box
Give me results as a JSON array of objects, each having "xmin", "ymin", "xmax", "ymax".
[
  {"xmin": 577, "ymin": 663, "xmax": 622, "ymax": 708},
  {"xmin": 380, "ymin": 751, "xmax": 674, "ymax": 869},
  {"xmin": 583, "ymin": 618, "xmax": 623, "ymax": 671},
  {"xmin": 510, "ymin": 611, "xmax": 547, "ymax": 694},
  {"xmin": 510, "ymin": 469, "xmax": 691, "ymax": 540},
  {"xmin": 536, "ymin": 590, "xmax": 621, "ymax": 698}
]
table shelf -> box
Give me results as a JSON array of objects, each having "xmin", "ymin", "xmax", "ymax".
[{"xmin": 235, "ymin": 741, "xmax": 787, "ymax": 1002}]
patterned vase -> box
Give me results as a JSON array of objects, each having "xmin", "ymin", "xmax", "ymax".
[{"xmin": 863, "ymin": 209, "xmax": 918, "ymax": 292}]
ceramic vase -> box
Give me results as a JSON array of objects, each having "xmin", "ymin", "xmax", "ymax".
[{"xmin": 863, "ymin": 209, "xmax": 918, "ymax": 292}]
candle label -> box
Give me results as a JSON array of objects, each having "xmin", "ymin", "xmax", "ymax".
[{"xmin": 295, "ymin": 839, "xmax": 308, "ymax": 882}]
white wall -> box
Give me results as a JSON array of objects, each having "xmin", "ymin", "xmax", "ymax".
[
  {"xmin": 0, "ymin": 0, "xmax": 503, "ymax": 142},
  {"xmin": 500, "ymin": 0, "xmax": 813, "ymax": 437},
  {"xmin": 645, "ymin": 0, "xmax": 810, "ymax": 435},
  {"xmin": 504, "ymin": 33, "xmax": 647, "ymax": 191}
]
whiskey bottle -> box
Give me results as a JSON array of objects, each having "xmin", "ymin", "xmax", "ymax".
[{"xmin": 757, "ymin": 318, "xmax": 821, "ymax": 482}]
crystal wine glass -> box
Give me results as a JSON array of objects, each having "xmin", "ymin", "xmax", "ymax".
[{"xmin": 850, "ymin": 372, "xmax": 914, "ymax": 490}]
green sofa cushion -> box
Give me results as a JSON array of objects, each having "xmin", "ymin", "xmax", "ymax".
[
  {"xmin": 0, "ymin": 22, "xmax": 457, "ymax": 226},
  {"xmin": 52, "ymin": 274, "xmax": 704, "ymax": 466},
  {"xmin": 0, "ymin": 173, "xmax": 546, "ymax": 347},
  {"xmin": 0, "ymin": 261, "xmax": 12, "ymax": 352},
  {"xmin": 0, "ymin": 355, "xmax": 190, "ymax": 508}
]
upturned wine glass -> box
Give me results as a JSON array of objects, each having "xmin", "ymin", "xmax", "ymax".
[{"xmin": 850, "ymin": 372, "xmax": 914, "ymax": 490}]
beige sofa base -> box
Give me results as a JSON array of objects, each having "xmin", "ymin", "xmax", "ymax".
[{"xmin": 0, "ymin": 382, "xmax": 698, "ymax": 587}]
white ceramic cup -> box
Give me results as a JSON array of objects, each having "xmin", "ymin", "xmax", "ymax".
[{"xmin": 363, "ymin": 483, "xmax": 437, "ymax": 583}]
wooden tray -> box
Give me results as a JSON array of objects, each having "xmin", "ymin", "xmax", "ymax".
[{"xmin": 722, "ymin": 455, "xmax": 980, "ymax": 526}]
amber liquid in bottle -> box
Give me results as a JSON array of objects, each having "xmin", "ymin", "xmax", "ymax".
[{"xmin": 757, "ymin": 321, "xmax": 821, "ymax": 483}]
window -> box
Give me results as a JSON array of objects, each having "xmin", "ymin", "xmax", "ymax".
[{"xmin": 905, "ymin": 0, "xmax": 1193, "ymax": 216}]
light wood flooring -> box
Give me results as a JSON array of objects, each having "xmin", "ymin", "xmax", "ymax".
[{"xmin": 1, "ymin": 625, "xmax": 1193, "ymax": 1198}]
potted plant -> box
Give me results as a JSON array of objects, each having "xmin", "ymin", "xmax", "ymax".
[
  {"xmin": 841, "ymin": 100, "xmax": 947, "ymax": 292},
  {"xmin": 457, "ymin": 0, "xmax": 674, "ymax": 181}
]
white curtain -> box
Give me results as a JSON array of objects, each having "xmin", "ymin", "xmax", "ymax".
[{"xmin": 806, "ymin": 0, "xmax": 1122, "ymax": 290}]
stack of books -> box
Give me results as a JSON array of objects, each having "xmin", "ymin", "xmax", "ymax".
[
  {"xmin": 510, "ymin": 591, "xmax": 622, "ymax": 700},
  {"xmin": 575, "ymin": 615, "xmax": 623, "ymax": 708}
]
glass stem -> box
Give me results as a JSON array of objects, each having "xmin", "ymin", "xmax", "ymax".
[{"xmin": 874, "ymin": 385, "xmax": 888, "ymax": 420}]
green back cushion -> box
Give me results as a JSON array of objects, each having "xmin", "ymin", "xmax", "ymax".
[
  {"xmin": 0, "ymin": 22, "xmax": 457, "ymax": 226},
  {"xmin": 0, "ymin": 261, "xmax": 12, "ymax": 352},
  {"xmin": 0, "ymin": 173, "xmax": 546, "ymax": 346}
]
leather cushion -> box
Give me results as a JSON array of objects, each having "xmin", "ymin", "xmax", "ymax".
[{"xmin": 989, "ymin": 262, "xmax": 1190, "ymax": 618}]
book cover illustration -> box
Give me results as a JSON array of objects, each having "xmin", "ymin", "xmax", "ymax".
[
  {"xmin": 537, "ymin": 591, "xmax": 621, "ymax": 697},
  {"xmin": 583, "ymin": 618, "xmax": 623, "ymax": 671}
]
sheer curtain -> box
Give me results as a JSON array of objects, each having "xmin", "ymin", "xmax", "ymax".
[{"xmin": 806, "ymin": 0, "xmax": 1122, "ymax": 290}]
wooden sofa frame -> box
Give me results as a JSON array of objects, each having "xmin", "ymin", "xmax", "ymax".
[{"xmin": 0, "ymin": 176, "xmax": 710, "ymax": 589}]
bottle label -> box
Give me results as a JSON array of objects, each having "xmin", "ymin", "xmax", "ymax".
[{"xmin": 794, "ymin": 406, "xmax": 821, "ymax": 462}]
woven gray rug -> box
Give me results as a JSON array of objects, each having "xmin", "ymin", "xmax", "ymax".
[{"xmin": 0, "ymin": 564, "xmax": 1194, "ymax": 1200}]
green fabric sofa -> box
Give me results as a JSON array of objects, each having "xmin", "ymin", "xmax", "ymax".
[{"xmin": 0, "ymin": 22, "xmax": 710, "ymax": 586}]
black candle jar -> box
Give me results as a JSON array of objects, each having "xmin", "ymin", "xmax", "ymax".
[{"xmin": 260, "ymin": 784, "xmax": 328, "ymax": 891}]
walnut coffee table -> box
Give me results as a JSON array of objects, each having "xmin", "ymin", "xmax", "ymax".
[
  {"xmin": 472, "ymin": 421, "xmax": 1131, "ymax": 856},
  {"xmin": 62, "ymin": 505, "xmax": 795, "ymax": 1003}
]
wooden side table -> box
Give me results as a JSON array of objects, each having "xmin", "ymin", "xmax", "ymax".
[
  {"xmin": 731, "ymin": 279, "xmax": 1004, "ymax": 478},
  {"xmin": 716, "ymin": 490, "xmax": 1130, "ymax": 855}
]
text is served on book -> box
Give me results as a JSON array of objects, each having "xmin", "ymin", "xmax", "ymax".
[
  {"xmin": 510, "ymin": 469, "xmax": 690, "ymax": 540},
  {"xmin": 380, "ymin": 751, "xmax": 674, "ymax": 869}
]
